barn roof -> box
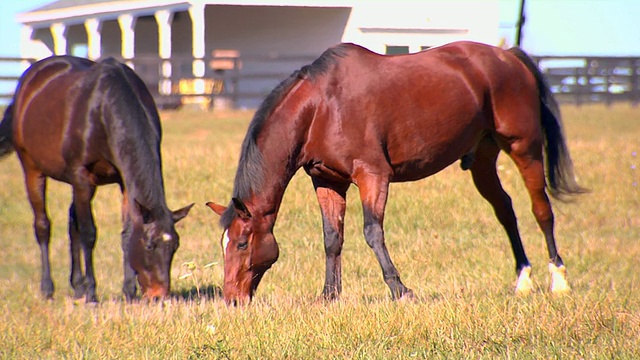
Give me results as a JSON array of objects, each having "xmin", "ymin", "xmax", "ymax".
[
  {"xmin": 18, "ymin": 0, "xmax": 353, "ymax": 26},
  {"xmin": 29, "ymin": 0, "xmax": 117, "ymax": 12}
]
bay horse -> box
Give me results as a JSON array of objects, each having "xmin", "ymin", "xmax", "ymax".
[
  {"xmin": 0, "ymin": 56, "xmax": 193, "ymax": 302},
  {"xmin": 206, "ymin": 41, "xmax": 585, "ymax": 305}
]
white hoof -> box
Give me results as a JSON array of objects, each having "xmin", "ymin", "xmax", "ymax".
[
  {"xmin": 549, "ymin": 263, "xmax": 571, "ymax": 293},
  {"xmin": 515, "ymin": 266, "xmax": 533, "ymax": 295}
]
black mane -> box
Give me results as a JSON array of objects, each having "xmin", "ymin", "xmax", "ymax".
[
  {"xmin": 97, "ymin": 60, "xmax": 167, "ymax": 211},
  {"xmin": 220, "ymin": 44, "xmax": 351, "ymax": 228}
]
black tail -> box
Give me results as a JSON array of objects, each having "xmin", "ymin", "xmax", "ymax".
[
  {"xmin": 508, "ymin": 47, "xmax": 587, "ymax": 200},
  {"xmin": 0, "ymin": 104, "xmax": 15, "ymax": 158}
]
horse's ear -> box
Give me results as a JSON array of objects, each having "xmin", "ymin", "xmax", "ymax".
[
  {"xmin": 134, "ymin": 199, "xmax": 153, "ymax": 224},
  {"xmin": 205, "ymin": 202, "xmax": 227, "ymax": 216},
  {"xmin": 172, "ymin": 203, "xmax": 194, "ymax": 223},
  {"xmin": 232, "ymin": 198, "xmax": 252, "ymax": 219}
]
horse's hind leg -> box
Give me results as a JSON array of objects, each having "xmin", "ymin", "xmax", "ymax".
[
  {"xmin": 70, "ymin": 183, "xmax": 98, "ymax": 303},
  {"xmin": 508, "ymin": 143, "xmax": 570, "ymax": 293},
  {"xmin": 23, "ymin": 168, "xmax": 54, "ymax": 299},
  {"xmin": 469, "ymin": 137, "xmax": 533, "ymax": 294},
  {"xmin": 312, "ymin": 177, "xmax": 349, "ymax": 300}
]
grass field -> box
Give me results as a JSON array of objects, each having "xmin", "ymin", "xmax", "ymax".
[{"xmin": 0, "ymin": 104, "xmax": 638, "ymax": 359}]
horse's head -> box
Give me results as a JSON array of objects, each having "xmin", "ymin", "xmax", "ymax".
[
  {"xmin": 129, "ymin": 201, "xmax": 194, "ymax": 299},
  {"xmin": 206, "ymin": 199, "xmax": 279, "ymax": 305}
]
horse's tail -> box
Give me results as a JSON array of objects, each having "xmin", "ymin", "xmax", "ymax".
[
  {"xmin": 0, "ymin": 103, "xmax": 16, "ymax": 159},
  {"xmin": 508, "ymin": 47, "xmax": 587, "ymax": 200}
]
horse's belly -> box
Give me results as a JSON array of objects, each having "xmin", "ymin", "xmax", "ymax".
[
  {"xmin": 386, "ymin": 121, "xmax": 485, "ymax": 182},
  {"xmin": 390, "ymin": 156, "xmax": 458, "ymax": 182}
]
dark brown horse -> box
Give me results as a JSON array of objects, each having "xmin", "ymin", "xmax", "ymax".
[
  {"xmin": 0, "ymin": 56, "xmax": 193, "ymax": 302},
  {"xmin": 206, "ymin": 41, "xmax": 585, "ymax": 305}
]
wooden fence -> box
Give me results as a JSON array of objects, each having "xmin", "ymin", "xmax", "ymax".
[
  {"xmin": 535, "ymin": 56, "xmax": 640, "ymax": 106},
  {"xmin": 2, "ymin": 55, "xmax": 639, "ymax": 108},
  {"xmin": 0, "ymin": 57, "xmax": 36, "ymax": 102},
  {"xmin": 121, "ymin": 54, "xmax": 317, "ymax": 110}
]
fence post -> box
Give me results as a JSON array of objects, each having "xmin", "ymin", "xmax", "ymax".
[{"xmin": 633, "ymin": 59, "xmax": 639, "ymax": 107}]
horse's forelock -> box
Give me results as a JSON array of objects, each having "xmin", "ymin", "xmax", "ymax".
[{"xmin": 219, "ymin": 202, "xmax": 236, "ymax": 229}]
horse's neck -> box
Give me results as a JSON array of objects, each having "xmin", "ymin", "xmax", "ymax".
[
  {"xmin": 107, "ymin": 112, "xmax": 166, "ymax": 211},
  {"xmin": 250, "ymin": 94, "xmax": 314, "ymax": 221}
]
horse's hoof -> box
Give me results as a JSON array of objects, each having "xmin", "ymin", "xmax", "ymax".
[
  {"xmin": 41, "ymin": 280, "xmax": 54, "ymax": 300},
  {"xmin": 322, "ymin": 291, "xmax": 340, "ymax": 301},
  {"xmin": 85, "ymin": 301, "xmax": 99, "ymax": 308},
  {"xmin": 515, "ymin": 266, "xmax": 533, "ymax": 295},
  {"xmin": 549, "ymin": 263, "xmax": 570, "ymax": 294},
  {"xmin": 392, "ymin": 287, "xmax": 414, "ymax": 301},
  {"xmin": 73, "ymin": 288, "xmax": 86, "ymax": 299},
  {"xmin": 399, "ymin": 289, "xmax": 415, "ymax": 301}
]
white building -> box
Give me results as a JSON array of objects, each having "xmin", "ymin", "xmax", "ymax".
[{"xmin": 17, "ymin": 0, "xmax": 500, "ymax": 108}]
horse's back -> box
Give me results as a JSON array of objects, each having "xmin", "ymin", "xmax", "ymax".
[
  {"xmin": 305, "ymin": 41, "xmax": 538, "ymax": 182},
  {"xmin": 328, "ymin": 41, "xmax": 531, "ymax": 107}
]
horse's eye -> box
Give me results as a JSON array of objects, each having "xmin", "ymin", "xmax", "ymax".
[
  {"xmin": 145, "ymin": 240, "xmax": 157, "ymax": 251},
  {"xmin": 237, "ymin": 241, "xmax": 248, "ymax": 250}
]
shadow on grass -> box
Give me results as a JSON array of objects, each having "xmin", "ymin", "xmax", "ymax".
[{"xmin": 172, "ymin": 284, "xmax": 223, "ymax": 302}]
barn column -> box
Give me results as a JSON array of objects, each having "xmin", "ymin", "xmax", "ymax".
[
  {"xmin": 118, "ymin": 14, "xmax": 137, "ymax": 68},
  {"xmin": 84, "ymin": 18, "xmax": 102, "ymax": 60},
  {"xmin": 50, "ymin": 22, "xmax": 67, "ymax": 55},
  {"xmin": 155, "ymin": 10, "xmax": 174, "ymax": 95},
  {"xmin": 188, "ymin": 3, "xmax": 206, "ymax": 94},
  {"xmin": 19, "ymin": 25, "xmax": 36, "ymax": 70}
]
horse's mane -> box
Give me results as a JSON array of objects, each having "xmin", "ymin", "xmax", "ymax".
[
  {"xmin": 220, "ymin": 44, "xmax": 351, "ymax": 228},
  {"xmin": 97, "ymin": 59, "xmax": 167, "ymax": 210}
]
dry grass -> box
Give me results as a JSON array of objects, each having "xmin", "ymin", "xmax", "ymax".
[{"xmin": 0, "ymin": 104, "xmax": 639, "ymax": 358}]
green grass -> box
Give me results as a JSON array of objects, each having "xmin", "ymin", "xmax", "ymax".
[{"xmin": 0, "ymin": 104, "xmax": 638, "ymax": 358}]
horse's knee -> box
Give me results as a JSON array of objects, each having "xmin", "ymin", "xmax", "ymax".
[
  {"xmin": 363, "ymin": 222, "xmax": 384, "ymax": 248},
  {"xmin": 323, "ymin": 225, "xmax": 342, "ymax": 254},
  {"xmin": 324, "ymin": 237, "xmax": 342, "ymax": 255},
  {"xmin": 33, "ymin": 217, "xmax": 51, "ymax": 243}
]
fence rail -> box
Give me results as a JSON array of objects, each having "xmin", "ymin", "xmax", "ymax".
[
  {"xmin": 0, "ymin": 57, "xmax": 36, "ymax": 101},
  {"xmin": 2, "ymin": 55, "xmax": 639, "ymax": 108},
  {"xmin": 534, "ymin": 56, "xmax": 640, "ymax": 106}
]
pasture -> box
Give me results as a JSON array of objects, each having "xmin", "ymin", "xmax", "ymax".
[{"xmin": 0, "ymin": 104, "xmax": 638, "ymax": 358}]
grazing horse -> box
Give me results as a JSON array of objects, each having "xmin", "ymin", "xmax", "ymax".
[
  {"xmin": 206, "ymin": 41, "xmax": 585, "ymax": 305},
  {"xmin": 0, "ymin": 56, "xmax": 193, "ymax": 302}
]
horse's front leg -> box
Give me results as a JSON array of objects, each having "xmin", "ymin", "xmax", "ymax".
[
  {"xmin": 354, "ymin": 172, "xmax": 413, "ymax": 300},
  {"xmin": 312, "ymin": 177, "xmax": 349, "ymax": 301},
  {"xmin": 120, "ymin": 190, "xmax": 137, "ymax": 301},
  {"xmin": 68, "ymin": 203, "xmax": 86, "ymax": 298},
  {"xmin": 71, "ymin": 184, "xmax": 98, "ymax": 303}
]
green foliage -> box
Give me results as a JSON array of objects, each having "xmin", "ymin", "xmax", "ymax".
[{"xmin": 0, "ymin": 104, "xmax": 638, "ymax": 358}]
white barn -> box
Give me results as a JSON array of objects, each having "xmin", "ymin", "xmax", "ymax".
[{"xmin": 17, "ymin": 0, "xmax": 500, "ymax": 108}]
